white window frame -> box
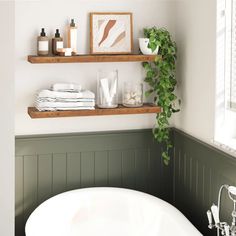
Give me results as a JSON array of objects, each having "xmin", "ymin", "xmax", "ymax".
[{"xmin": 215, "ymin": 0, "xmax": 236, "ymax": 153}]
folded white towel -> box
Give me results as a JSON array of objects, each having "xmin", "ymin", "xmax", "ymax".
[
  {"xmin": 51, "ymin": 83, "xmax": 82, "ymax": 92},
  {"xmin": 36, "ymin": 97, "xmax": 95, "ymax": 103},
  {"xmin": 36, "ymin": 106, "xmax": 95, "ymax": 111},
  {"xmin": 35, "ymin": 101, "xmax": 95, "ymax": 108},
  {"xmin": 37, "ymin": 89, "xmax": 95, "ymax": 99}
]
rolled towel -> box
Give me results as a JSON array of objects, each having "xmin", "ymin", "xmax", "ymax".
[
  {"xmin": 51, "ymin": 83, "xmax": 82, "ymax": 92},
  {"xmin": 37, "ymin": 89, "xmax": 95, "ymax": 99}
]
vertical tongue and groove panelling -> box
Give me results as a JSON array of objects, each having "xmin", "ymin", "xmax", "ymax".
[{"xmin": 15, "ymin": 130, "xmax": 171, "ymax": 236}]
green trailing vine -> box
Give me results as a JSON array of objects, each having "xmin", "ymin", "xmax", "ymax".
[{"xmin": 142, "ymin": 27, "xmax": 180, "ymax": 165}]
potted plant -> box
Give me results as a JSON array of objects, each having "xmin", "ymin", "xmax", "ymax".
[
  {"xmin": 141, "ymin": 27, "xmax": 180, "ymax": 165},
  {"xmin": 139, "ymin": 38, "xmax": 159, "ymax": 55}
]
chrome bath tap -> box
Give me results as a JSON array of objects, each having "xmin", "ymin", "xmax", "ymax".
[{"xmin": 207, "ymin": 185, "xmax": 236, "ymax": 236}]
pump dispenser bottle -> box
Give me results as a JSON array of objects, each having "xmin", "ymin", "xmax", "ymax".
[
  {"xmin": 37, "ymin": 28, "xmax": 49, "ymax": 56},
  {"xmin": 52, "ymin": 29, "xmax": 63, "ymax": 55},
  {"xmin": 68, "ymin": 19, "xmax": 78, "ymax": 54}
]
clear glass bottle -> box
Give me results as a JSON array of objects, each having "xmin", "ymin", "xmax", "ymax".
[
  {"xmin": 97, "ymin": 70, "xmax": 118, "ymax": 108},
  {"xmin": 123, "ymin": 82, "xmax": 143, "ymax": 107},
  {"xmin": 68, "ymin": 19, "xmax": 78, "ymax": 54}
]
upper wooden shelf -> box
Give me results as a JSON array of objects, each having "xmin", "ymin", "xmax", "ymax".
[
  {"xmin": 28, "ymin": 103, "xmax": 161, "ymax": 119},
  {"xmin": 27, "ymin": 54, "xmax": 158, "ymax": 64}
]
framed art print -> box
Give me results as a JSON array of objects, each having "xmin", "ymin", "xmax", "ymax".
[{"xmin": 90, "ymin": 12, "xmax": 133, "ymax": 54}]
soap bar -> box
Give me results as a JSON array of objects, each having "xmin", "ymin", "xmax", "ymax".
[{"xmin": 57, "ymin": 48, "xmax": 73, "ymax": 56}]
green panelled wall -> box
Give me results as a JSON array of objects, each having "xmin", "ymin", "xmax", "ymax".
[
  {"xmin": 15, "ymin": 130, "xmax": 172, "ymax": 236},
  {"xmin": 16, "ymin": 128, "xmax": 236, "ymax": 236},
  {"xmin": 173, "ymin": 129, "xmax": 236, "ymax": 236}
]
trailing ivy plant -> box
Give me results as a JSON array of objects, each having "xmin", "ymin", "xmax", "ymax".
[{"xmin": 142, "ymin": 27, "xmax": 180, "ymax": 165}]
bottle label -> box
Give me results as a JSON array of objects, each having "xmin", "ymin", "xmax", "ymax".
[
  {"xmin": 70, "ymin": 29, "xmax": 77, "ymax": 52},
  {"xmin": 38, "ymin": 41, "xmax": 48, "ymax": 51},
  {"xmin": 56, "ymin": 41, "xmax": 63, "ymax": 50}
]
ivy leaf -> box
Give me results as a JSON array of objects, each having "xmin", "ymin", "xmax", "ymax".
[
  {"xmin": 145, "ymin": 89, "xmax": 154, "ymax": 97},
  {"xmin": 172, "ymin": 108, "xmax": 180, "ymax": 113},
  {"xmin": 162, "ymin": 152, "xmax": 170, "ymax": 165}
]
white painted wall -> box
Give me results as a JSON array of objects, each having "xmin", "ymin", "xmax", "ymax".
[
  {"xmin": 174, "ymin": 0, "xmax": 216, "ymax": 143},
  {"xmin": 0, "ymin": 2, "xmax": 15, "ymax": 236},
  {"xmin": 0, "ymin": 1, "xmax": 218, "ymax": 235},
  {"xmin": 15, "ymin": 0, "xmax": 176, "ymax": 135}
]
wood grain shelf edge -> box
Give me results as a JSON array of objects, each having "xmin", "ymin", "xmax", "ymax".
[
  {"xmin": 28, "ymin": 103, "xmax": 161, "ymax": 118},
  {"xmin": 27, "ymin": 54, "xmax": 159, "ymax": 64}
]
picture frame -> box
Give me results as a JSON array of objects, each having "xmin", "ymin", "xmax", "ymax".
[{"xmin": 90, "ymin": 12, "xmax": 133, "ymax": 54}]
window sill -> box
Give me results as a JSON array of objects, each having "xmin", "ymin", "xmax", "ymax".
[{"xmin": 213, "ymin": 137, "xmax": 236, "ymax": 157}]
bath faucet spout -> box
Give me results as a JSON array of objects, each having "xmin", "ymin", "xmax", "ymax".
[{"xmin": 207, "ymin": 184, "xmax": 236, "ymax": 236}]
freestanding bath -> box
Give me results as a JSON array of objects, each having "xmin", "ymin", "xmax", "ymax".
[{"xmin": 25, "ymin": 187, "xmax": 202, "ymax": 236}]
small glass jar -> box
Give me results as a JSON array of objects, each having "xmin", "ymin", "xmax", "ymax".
[
  {"xmin": 97, "ymin": 70, "xmax": 118, "ymax": 108},
  {"xmin": 123, "ymin": 82, "xmax": 143, "ymax": 107}
]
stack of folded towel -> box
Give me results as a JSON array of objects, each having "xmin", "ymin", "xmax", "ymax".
[{"xmin": 35, "ymin": 83, "xmax": 95, "ymax": 111}]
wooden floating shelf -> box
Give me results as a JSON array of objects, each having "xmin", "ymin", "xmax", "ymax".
[
  {"xmin": 27, "ymin": 54, "xmax": 159, "ymax": 64},
  {"xmin": 28, "ymin": 103, "xmax": 161, "ymax": 119}
]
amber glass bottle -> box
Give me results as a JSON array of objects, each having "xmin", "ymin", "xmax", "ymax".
[
  {"xmin": 52, "ymin": 29, "xmax": 63, "ymax": 55},
  {"xmin": 37, "ymin": 28, "xmax": 49, "ymax": 56}
]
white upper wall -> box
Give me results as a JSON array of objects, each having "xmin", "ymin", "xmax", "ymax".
[
  {"xmin": 174, "ymin": 0, "xmax": 216, "ymax": 143},
  {"xmin": 15, "ymin": 0, "xmax": 218, "ymax": 143},
  {"xmin": 15, "ymin": 0, "xmax": 177, "ymax": 135},
  {"xmin": 0, "ymin": 2, "xmax": 15, "ymax": 236}
]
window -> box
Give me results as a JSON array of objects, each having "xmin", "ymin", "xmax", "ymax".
[
  {"xmin": 215, "ymin": 0, "xmax": 236, "ymax": 152},
  {"xmin": 229, "ymin": 0, "xmax": 236, "ymax": 109}
]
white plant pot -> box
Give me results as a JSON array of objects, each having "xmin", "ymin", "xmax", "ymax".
[{"xmin": 139, "ymin": 38, "xmax": 159, "ymax": 55}]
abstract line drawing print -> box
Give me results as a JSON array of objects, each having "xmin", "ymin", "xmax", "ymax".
[
  {"xmin": 97, "ymin": 20, "xmax": 126, "ymax": 48},
  {"xmin": 90, "ymin": 13, "xmax": 133, "ymax": 54}
]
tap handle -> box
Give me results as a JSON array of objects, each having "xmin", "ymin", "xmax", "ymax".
[
  {"xmin": 224, "ymin": 225, "xmax": 230, "ymax": 236},
  {"xmin": 207, "ymin": 210, "xmax": 213, "ymax": 225},
  {"xmin": 211, "ymin": 204, "xmax": 220, "ymax": 224}
]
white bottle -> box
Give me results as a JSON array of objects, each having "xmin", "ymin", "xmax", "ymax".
[{"xmin": 68, "ymin": 19, "xmax": 78, "ymax": 54}]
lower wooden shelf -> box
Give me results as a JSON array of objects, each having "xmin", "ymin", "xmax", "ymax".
[{"xmin": 28, "ymin": 103, "xmax": 161, "ymax": 119}]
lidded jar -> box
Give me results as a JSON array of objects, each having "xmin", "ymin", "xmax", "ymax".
[{"xmin": 123, "ymin": 82, "xmax": 143, "ymax": 107}]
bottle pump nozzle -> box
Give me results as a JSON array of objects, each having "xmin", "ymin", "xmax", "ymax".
[
  {"xmin": 40, "ymin": 28, "xmax": 46, "ymax": 37},
  {"xmin": 55, "ymin": 29, "xmax": 60, "ymax": 38},
  {"xmin": 70, "ymin": 19, "xmax": 75, "ymax": 27}
]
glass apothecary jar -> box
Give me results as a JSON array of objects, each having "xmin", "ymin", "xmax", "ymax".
[
  {"xmin": 123, "ymin": 82, "xmax": 143, "ymax": 107},
  {"xmin": 97, "ymin": 70, "xmax": 118, "ymax": 108}
]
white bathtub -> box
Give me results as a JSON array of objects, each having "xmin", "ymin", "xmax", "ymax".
[{"xmin": 25, "ymin": 187, "xmax": 202, "ymax": 236}]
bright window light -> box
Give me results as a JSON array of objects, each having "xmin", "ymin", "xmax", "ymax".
[{"xmin": 215, "ymin": 0, "xmax": 236, "ymax": 153}]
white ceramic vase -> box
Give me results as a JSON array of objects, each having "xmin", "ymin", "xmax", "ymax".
[{"xmin": 139, "ymin": 38, "xmax": 159, "ymax": 55}]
